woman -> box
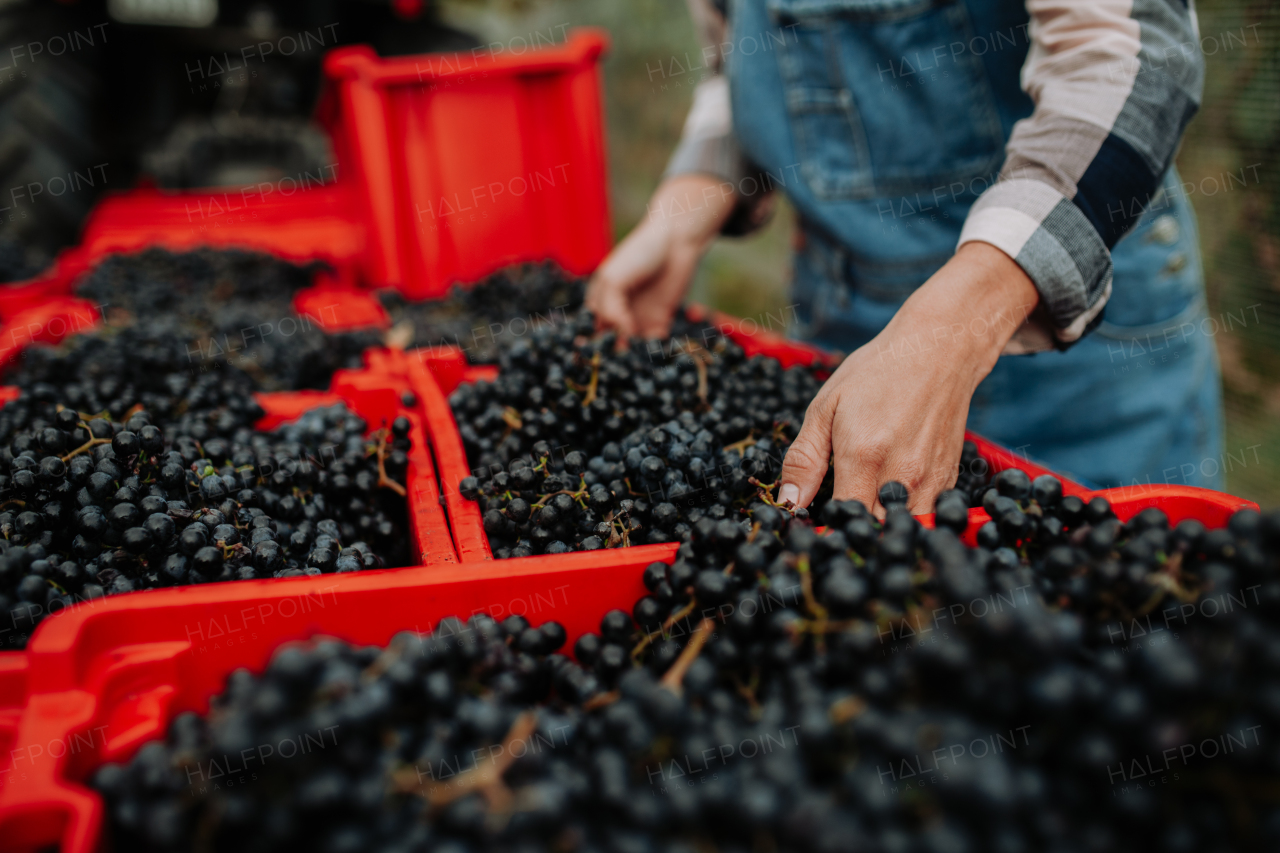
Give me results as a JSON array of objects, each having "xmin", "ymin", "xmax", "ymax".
[{"xmin": 587, "ymin": 0, "xmax": 1220, "ymax": 516}]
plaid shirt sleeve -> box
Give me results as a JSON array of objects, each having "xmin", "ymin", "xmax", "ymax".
[
  {"xmin": 958, "ymin": 0, "xmax": 1205, "ymax": 352},
  {"xmin": 665, "ymin": 0, "xmax": 732, "ymax": 179}
]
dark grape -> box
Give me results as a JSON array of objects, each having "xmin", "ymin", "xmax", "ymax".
[
  {"xmin": 92, "ymin": 493, "xmax": 1280, "ymax": 853},
  {"xmin": 0, "ymin": 403, "xmax": 411, "ymax": 649},
  {"xmin": 452, "ymin": 308, "xmax": 836, "ymax": 556}
]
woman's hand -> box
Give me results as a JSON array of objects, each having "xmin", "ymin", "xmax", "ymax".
[
  {"xmin": 778, "ymin": 242, "xmax": 1041, "ymax": 516},
  {"xmin": 586, "ymin": 174, "xmax": 736, "ymax": 338}
]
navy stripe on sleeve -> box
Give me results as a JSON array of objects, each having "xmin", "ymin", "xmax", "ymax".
[{"xmin": 1072, "ymin": 133, "xmax": 1159, "ymax": 250}]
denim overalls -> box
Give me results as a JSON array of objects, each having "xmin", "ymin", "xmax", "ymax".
[{"xmin": 726, "ymin": 0, "xmax": 1223, "ymax": 490}]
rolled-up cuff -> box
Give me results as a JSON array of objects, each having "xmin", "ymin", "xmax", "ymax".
[
  {"xmin": 959, "ymin": 179, "xmax": 1113, "ymax": 353},
  {"xmin": 665, "ymin": 132, "xmax": 743, "ymax": 186}
]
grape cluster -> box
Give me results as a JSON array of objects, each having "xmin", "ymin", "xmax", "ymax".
[
  {"xmin": 0, "ymin": 402, "xmax": 413, "ymax": 650},
  {"xmin": 94, "ymin": 474, "xmax": 1280, "ymax": 852},
  {"xmin": 93, "ymin": 618, "xmax": 574, "ymax": 852},
  {"xmin": 67, "ymin": 247, "xmax": 383, "ymax": 391},
  {"xmin": 3, "ymin": 321, "xmax": 264, "ymax": 443},
  {"xmin": 452, "ymin": 309, "xmax": 833, "ymax": 557},
  {"xmin": 563, "ymin": 490, "xmax": 1280, "ymax": 852},
  {"xmin": 963, "ymin": 468, "xmax": 1276, "ymax": 641},
  {"xmin": 379, "ymin": 261, "xmax": 585, "ymax": 364},
  {"xmin": 955, "ymin": 439, "xmax": 993, "ymax": 507},
  {"xmin": 1, "ymin": 249, "xmax": 589, "ymax": 647}
]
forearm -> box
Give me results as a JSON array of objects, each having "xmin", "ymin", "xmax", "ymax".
[
  {"xmin": 961, "ymin": 0, "xmax": 1203, "ymax": 350},
  {"xmin": 642, "ymin": 174, "xmax": 738, "ymax": 250},
  {"xmin": 884, "ymin": 242, "xmax": 1041, "ymax": 388}
]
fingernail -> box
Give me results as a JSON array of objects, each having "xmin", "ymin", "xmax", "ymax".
[{"xmin": 778, "ymin": 483, "xmax": 800, "ymax": 507}]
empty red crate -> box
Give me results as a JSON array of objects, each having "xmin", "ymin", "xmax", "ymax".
[
  {"xmin": 318, "ymin": 30, "xmax": 612, "ymax": 299},
  {"xmin": 0, "ymin": 479, "xmax": 1255, "ymax": 853}
]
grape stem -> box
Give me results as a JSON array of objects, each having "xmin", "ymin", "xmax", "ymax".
[
  {"xmin": 733, "ymin": 671, "xmax": 761, "ymax": 715},
  {"xmin": 749, "ymin": 477, "xmax": 796, "ymax": 511},
  {"xmin": 830, "ymin": 695, "xmax": 867, "ymax": 724},
  {"xmin": 394, "ymin": 711, "xmax": 537, "ymax": 816},
  {"xmin": 583, "ymin": 689, "xmax": 620, "ymax": 710},
  {"xmin": 60, "ymin": 420, "xmax": 113, "ymax": 462},
  {"xmin": 373, "ymin": 428, "xmax": 407, "ymax": 497},
  {"xmin": 530, "ymin": 476, "xmax": 590, "ymax": 511},
  {"xmin": 683, "ymin": 340, "xmax": 714, "ymax": 406},
  {"xmin": 631, "ymin": 596, "xmax": 699, "ymax": 661},
  {"xmin": 581, "ymin": 351, "xmax": 602, "ymax": 407},
  {"xmin": 660, "ymin": 617, "xmax": 715, "ymax": 695},
  {"xmin": 795, "ymin": 554, "xmax": 830, "ymax": 653}
]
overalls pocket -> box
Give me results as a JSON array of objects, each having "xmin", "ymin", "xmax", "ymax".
[{"xmin": 1095, "ymin": 170, "xmax": 1205, "ymax": 336}]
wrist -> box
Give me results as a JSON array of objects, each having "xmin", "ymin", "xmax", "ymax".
[
  {"xmin": 892, "ymin": 242, "xmax": 1040, "ymax": 386},
  {"xmin": 647, "ymin": 174, "xmax": 737, "ymax": 251}
]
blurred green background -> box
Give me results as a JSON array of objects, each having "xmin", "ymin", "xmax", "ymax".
[{"xmin": 439, "ymin": 0, "xmax": 1280, "ymax": 505}]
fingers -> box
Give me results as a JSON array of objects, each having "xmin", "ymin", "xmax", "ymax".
[
  {"xmin": 631, "ymin": 243, "xmax": 700, "ymax": 339},
  {"xmin": 585, "ymin": 272, "xmax": 637, "ymax": 339},
  {"xmin": 872, "ymin": 437, "xmax": 963, "ymax": 518},
  {"xmin": 783, "ymin": 392, "xmax": 965, "ymax": 519},
  {"xmin": 890, "ymin": 407, "xmax": 967, "ymax": 515},
  {"xmin": 826, "ymin": 407, "xmax": 963, "ymax": 519},
  {"xmin": 779, "ymin": 392, "xmax": 836, "ymax": 508},
  {"xmin": 902, "ymin": 459, "xmax": 959, "ymax": 515},
  {"xmin": 830, "ymin": 427, "xmax": 886, "ymax": 518},
  {"xmin": 587, "ymin": 222, "xmax": 671, "ymax": 339}
]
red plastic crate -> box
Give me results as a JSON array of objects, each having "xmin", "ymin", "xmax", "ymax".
[
  {"xmin": 72, "ymin": 183, "xmax": 367, "ymax": 273},
  {"xmin": 407, "ymin": 308, "xmax": 1108, "ymax": 564},
  {"xmin": 0, "ymin": 257, "xmax": 388, "ymax": 370},
  {"xmin": 289, "ymin": 349, "xmax": 458, "ymax": 569},
  {"xmin": 0, "ymin": 482, "xmax": 1257, "ymax": 853},
  {"xmin": 0, "ymin": 317, "xmax": 1257, "ymax": 851},
  {"xmin": 0, "ymin": 179, "xmax": 380, "ymax": 342},
  {"xmin": 0, "ymin": 24, "xmax": 1259, "ymax": 845},
  {"xmin": 0, "ymin": 29, "xmax": 613, "ymax": 359},
  {"xmin": 0, "ymin": 546, "xmax": 652, "ymax": 853},
  {"xmin": 318, "ymin": 30, "xmax": 612, "ymax": 299},
  {"xmin": 0, "ymin": 654, "xmax": 26, "ymax": 802},
  {"xmin": 0, "ymin": 352, "xmax": 455, "ymax": 564},
  {"xmin": 0, "ymin": 352, "xmax": 457, "ymax": 709},
  {"xmin": 0, "ymin": 29, "xmax": 613, "ymax": 360}
]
